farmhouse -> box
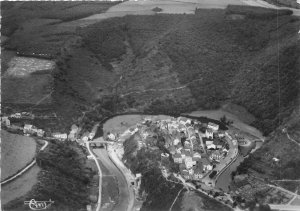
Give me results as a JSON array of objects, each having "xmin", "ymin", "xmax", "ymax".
[
  {"xmin": 1, "ymin": 117, "xmax": 10, "ymax": 126},
  {"xmin": 37, "ymin": 129, "xmax": 45, "ymax": 137},
  {"xmin": 208, "ymin": 122, "xmax": 219, "ymax": 131},
  {"xmin": 23, "ymin": 124, "xmax": 37, "ymax": 134}
]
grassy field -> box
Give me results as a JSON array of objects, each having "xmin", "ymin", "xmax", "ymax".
[
  {"xmin": 262, "ymin": 0, "xmax": 300, "ymax": 8},
  {"xmin": 180, "ymin": 190, "xmax": 232, "ymax": 211},
  {"xmin": 1, "ymin": 130, "xmax": 37, "ymax": 180},
  {"xmin": 2, "ymin": 74, "xmax": 53, "ymax": 105},
  {"xmin": 1, "ymin": 165, "xmax": 41, "ymax": 206}
]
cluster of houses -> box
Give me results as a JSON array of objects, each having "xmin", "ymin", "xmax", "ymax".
[
  {"xmin": 1, "ymin": 113, "xmax": 101, "ymax": 146},
  {"xmin": 128, "ymin": 116, "xmax": 230, "ymax": 182}
]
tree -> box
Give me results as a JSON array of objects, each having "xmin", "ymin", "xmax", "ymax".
[{"xmin": 220, "ymin": 115, "xmax": 233, "ymax": 126}]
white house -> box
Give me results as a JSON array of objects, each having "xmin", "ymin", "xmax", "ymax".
[
  {"xmin": 37, "ymin": 129, "xmax": 45, "ymax": 137},
  {"xmin": 193, "ymin": 152, "xmax": 201, "ymax": 160},
  {"xmin": 206, "ymin": 164, "xmax": 213, "ymax": 171},
  {"xmin": 208, "ymin": 122, "xmax": 219, "ymax": 131},
  {"xmin": 185, "ymin": 156, "xmax": 194, "ymax": 169},
  {"xmin": 1, "ymin": 117, "xmax": 10, "ymax": 126},
  {"xmin": 173, "ymin": 138, "xmax": 180, "ymax": 146},
  {"xmin": 23, "ymin": 124, "xmax": 33, "ymax": 134},
  {"xmin": 206, "ymin": 140, "xmax": 213, "ymax": 145},
  {"xmin": 52, "ymin": 133, "xmax": 68, "ymax": 140},
  {"xmin": 207, "ymin": 144, "xmax": 216, "ymax": 150},
  {"xmin": 82, "ymin": 136, "xmax": 89, "ymax": 142},
  {"xmin": 205, "ymin": 129, "xmax": 214, "ymax": 139},
  {"xmin": 11, "ymin": 113, "xmax": 21, "ymax": 118},
  {"xmin": 218, "ymin": 131, "xmax": 225, "ymax": 138}
]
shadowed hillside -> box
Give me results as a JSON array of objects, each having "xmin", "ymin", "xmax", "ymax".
[{"xmin": 79, "ymin": 7, "xmax": 299, "ymax": 135}]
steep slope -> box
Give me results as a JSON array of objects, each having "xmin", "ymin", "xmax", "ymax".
[{"xmin": 80, "ymin": 7, "xmax": 299, "ymax": 135}]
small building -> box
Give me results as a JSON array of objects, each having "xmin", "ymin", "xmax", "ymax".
[
  {"xmin": 52, "ymin": 133, "xmax": 68, "ymax": 140},
  {"xmin": 218, "ymin": 131, "xmax": 225, "ymax": 138},
  {"xmin": 23, "ymin": 124, "xmax": 34, "ymax": 134},
  {"xmin": 1, "ymin": 117, "xmax": 10, "ymax": 126},
  {"xmin": 201, "ymin": 158, "xmax": 213, "ymax": 171},
  {"xmin": 11, "ymin": 113, "xmax": 21, "ymax": 118},
  {"xmin": 173, "ymin": 138, "xmax": 180, "ymax": 146},
  {"xmin": 185, "ymin": 154, "xmax": 194, "ymax": 169},
  {"xmin": 205, "ymin": 129, "xmax": 214, "ymax": 139},
  {"xmin": 86, "ymin": 205, "xmax": 92, "ymax": 211},
  {"xmin": 207, "ymin": 144, "xmax": 216, "ymax": 150},
  {"xmin": 208, "ymin": 122, "xmax": 219, "ymax": 131},
  {"xmin": 87, "ymin": 155, "xmax": 93, "ymax": 160},
  {"xmin": 210, "ymin": 151, "xmax": 222, "ymax": 162},
  {"xmin": 193, "ymin": 152, "xmax": 202, "ymax": 161},
  {"xmin": 37, "ymin": 129, "xmax": 45, "ymax": 137},
  {"xmin": 174, "ymin": 153, "xmax": 183, "ymax": 164},
  {"xmin": 206, "ymin": 140, "xmax": 213, "ymax": 145}
]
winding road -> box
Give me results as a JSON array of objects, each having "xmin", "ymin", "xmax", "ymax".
[
  {"xmin": 86, "ymin": 142, "xmax": 102, "ymax": 211},
  {"xmin": 1, "ymin": 140, "xmax": 49, "ymax": 185}
]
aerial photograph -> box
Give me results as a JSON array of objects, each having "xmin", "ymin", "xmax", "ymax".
[{"xmin": 1, "ymin": 0, "xmax": 299, "ymax": 211}]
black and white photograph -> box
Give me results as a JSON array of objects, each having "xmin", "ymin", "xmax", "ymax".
[{"xmin": 1, "ymin": 0, "xmax": 300, "ymax": 211}]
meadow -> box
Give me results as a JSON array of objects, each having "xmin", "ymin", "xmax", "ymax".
[{"xmin": 1, "ymin": 130, "xmax": 37, "ymax": 180}]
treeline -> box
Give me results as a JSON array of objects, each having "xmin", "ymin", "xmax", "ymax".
[{"xmin": 123, "ymin": 134, "xmax": 183, "ymax": 210}]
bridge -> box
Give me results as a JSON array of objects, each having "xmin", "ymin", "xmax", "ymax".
[
  {"xmin": 269, "ymin": 204, "xmax": 300, "ymax": 211},
  {"xmin": 87, "ymin": 137, "xmax": 113, "ymax": 144}
]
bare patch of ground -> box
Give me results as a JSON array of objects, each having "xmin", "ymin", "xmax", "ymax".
[{"xmin": 4, "ymin": 57, "xmax": 55, "ymax": 77}]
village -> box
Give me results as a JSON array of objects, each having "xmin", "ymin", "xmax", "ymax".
[
  {"xmin": 2, "ymin": 112, "xmax": 297, "ymax": 211},
  {"xmin": 119, "ymin": 116, "xmax": 238, "ymax": 186}
]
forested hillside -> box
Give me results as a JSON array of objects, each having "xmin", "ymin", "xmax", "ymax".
[{"xmin": 80, "ymin": 6, "xmax": 299, "ymax": 135}]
